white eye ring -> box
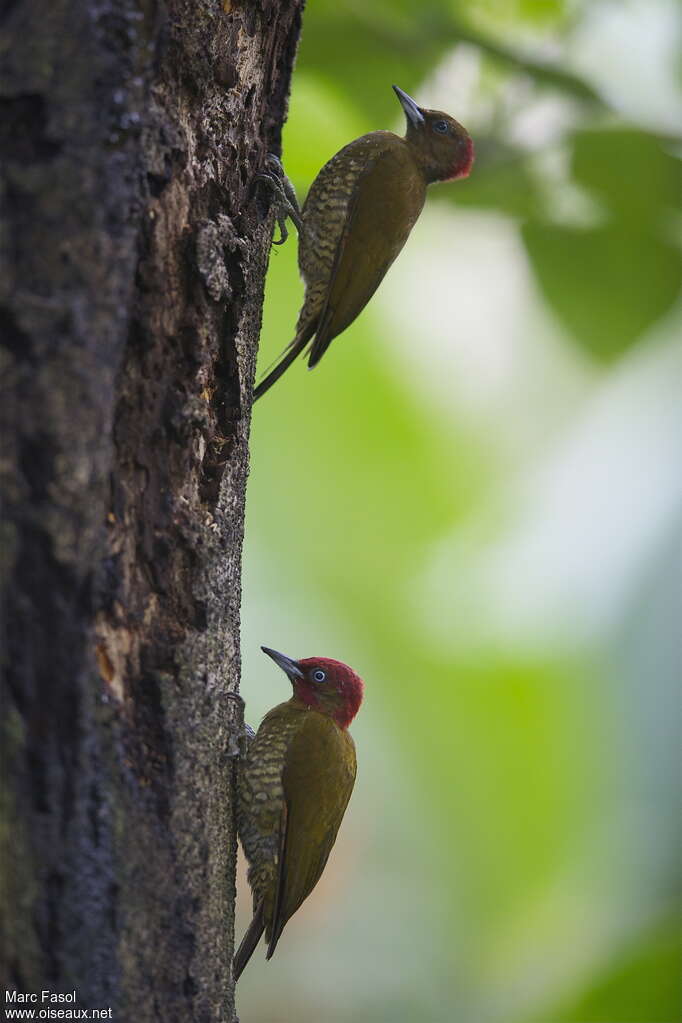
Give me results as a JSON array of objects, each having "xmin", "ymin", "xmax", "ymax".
[{"xmin": 313, "ymin": 669, "xmax": 326, "ymax": 683}]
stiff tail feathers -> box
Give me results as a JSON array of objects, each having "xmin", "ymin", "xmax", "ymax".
[
  {"xmin": 233, "ymin": 901, "xmax": 265, "ymax": 982},
  {"xmin": 253, "ymin": 320, "xmax": 316, "ymax": 401}
]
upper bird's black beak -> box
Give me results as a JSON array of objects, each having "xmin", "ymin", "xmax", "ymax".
[
  {"xmin": 392, "ymin": 85, "xmax": 425, "ymax": 128},
  {"xmin": 261, "ymin": 646, "xmax": 304, "ymax": 680}
]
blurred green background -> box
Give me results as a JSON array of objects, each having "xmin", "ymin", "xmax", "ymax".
[{"xmin": 238, "ymin": 1, "xmax": 682, "ymax": 1020}]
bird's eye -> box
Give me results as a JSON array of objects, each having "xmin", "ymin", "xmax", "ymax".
[
  {"xmin": 433, "ymin": 120, "xmax": 449, "ymax": 134},
  {"xmin": 313, "ymin": 669, "xmax": 326, "ymax": 683}
]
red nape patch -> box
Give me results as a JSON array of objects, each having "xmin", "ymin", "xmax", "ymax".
[{"xmin": 446, "ymin": 136, "xmax": 474, "ymax": 182}]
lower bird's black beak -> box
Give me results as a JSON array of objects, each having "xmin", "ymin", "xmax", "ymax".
[
  {"xmin": 261, "ymin": 646, "xmax": 304, "ymax": 680},
  {"xmin": 392, "ymin": 84, "xmax": 424, "ymax": 127}
]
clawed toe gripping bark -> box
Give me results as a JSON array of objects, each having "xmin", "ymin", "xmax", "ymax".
[
  {"xmin": 224, "ymin": 692, "xmax": 255, "ymax": 759},
  {"xmin": 257, "ymin": 154, "xmax": 303, "ymax": 245}
]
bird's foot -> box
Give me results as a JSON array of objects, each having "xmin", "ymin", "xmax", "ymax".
[
  {"xmin": 224, "ymin": 691, "xmax": 255, "ymax": 758},
  {"xmin": 256, "ymin": 154, "xmax": 303, "ymax": 245}
]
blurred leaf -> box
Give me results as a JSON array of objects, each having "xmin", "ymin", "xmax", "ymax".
[
  {"xmin": 245, "ymin": 7, "xmax": 682, "ymax": 1020},
  {"xmin": 254, "ymin": 239, "xmax": 488, "ymax": 596},
  {"xmin": 297, "ymin": 0, "xmax": 454, "ymax": 125},
  {"xmin": 297, "ymin": 0, "xmax": 600, "ymax": 130},
  {"xmin": 571, "ymin": 128, "xmax": 682, "ymax": 227},
  {"xmin": 529, "ymin": 917, "xmax": 682, "ymax": 1023},
  {"xmin": 450, "ymin": 21, "xmax": 602, "ymax": 103},
  {"xmin": 441, "ymin": 146, "xmax": 544, "ymax": 220},
  {"xmin": 470, "ymin": 0, "xmax": 566, "ymax": 26},
  {"xmin": 385, "ymin": 650, "xmax": 600, "ymax": 927},
  {"xmin": 518, "ymin": 0, "xmax": 564, "ymax": 19},
  {"xmin": 522, "ymin": 223, "xmax": 682, "ymax": 360},
  {"xmin": 283, "ymin": 73, "xmax": 365, "ymax": 187}
]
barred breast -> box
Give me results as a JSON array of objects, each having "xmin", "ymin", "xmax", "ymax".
[{"xmin": 236, "ymin": 703, "xmax": 304, "ymax": 906}]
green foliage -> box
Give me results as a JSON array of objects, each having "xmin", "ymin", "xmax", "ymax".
[
  {"xmin": 295, "ymin": 7, "xmax": 682, "ymax": 362},
  {"xmin": 571, "ymin": 128, "xmax": 682, "ymax": 227},
  {"xmin": 524, "ymin": 128, "xmax": 682, "ymax": 359},
  {"xmin": 242, "ymin": 2, "xmax": 682, "ymax": 1020},
  {"xmin": 470, "ymin": 0, "xmax": 566, "ymax": 25},
  {"xmin": 444, "ymin": 144, "xmax": 545, "ymax": 220},
  {"xmin": 298, "ymin": 0, "xmax": 453, "ymax": 125},
  {"xmin": 457, "ymin": 124, "xmax": 682, "ymax": 358},
  {"xmin": 523, "ymin": 223, "xmax": 681, "ymax": 360},
  {"xmin": 253, "ymin": 239, "xmax": 487, "ymax": 587},
  {"xmin": 389, "ymin": 649, "xmax": 600, "ymax": 924},
  {"xmin": 283, "ymin": 73, "xmax": 365, "ymax": 186},
  {"xmin": 529, "ymin": 918, "xmax": 682, "ymax": 1023}
]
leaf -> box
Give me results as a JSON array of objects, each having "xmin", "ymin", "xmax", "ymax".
[
  {"xmin": 571, "ymin": 128, "xmax": 682, "ymax": 227},
  {"xmin": 283, "ymin": 73, "xmax": 366, "ymax": 187},
  {"xmin": 522, "ymin": 223, "xmax": 682, "ymax": 360},
  {"xmin": 441, "ymin": 147, "xmax": 544, "ymax": 221},
  {"xmin": 296, "ymin": 0, "xmax": 454, "ymax": 126},
  {"xmin": 528, "ymin": 917, "xmax": 682, "ymax": 1023}
]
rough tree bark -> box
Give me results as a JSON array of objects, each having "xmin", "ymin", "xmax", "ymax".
[{"xmin": 0, "ymin": 1, "xmax": 304, "ymax": 1019}]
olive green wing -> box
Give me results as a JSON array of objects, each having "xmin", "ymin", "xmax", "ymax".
[
  {"xmin": 266, "ymin": 713, "xmax": 357, "ymax": 959},
  {"xmin": 308, "ymin": 146, "xmax": 425, "ymax": 367}
]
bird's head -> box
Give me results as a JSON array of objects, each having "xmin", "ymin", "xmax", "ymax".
[
  {"xmin": 393, "ymin": 84, "xmax": 474, "ymax": 184},
  {"xmin": 261, "ymin": 647, "xmax": 364, "ymax": 729}
]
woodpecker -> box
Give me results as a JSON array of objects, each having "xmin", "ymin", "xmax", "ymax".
[
  {"xmin": 254, "ymin": 84, "xmax": 474, "ymax": 399},
  {"xmin": 234, "ymin": 646, "xmax": 364, "ymax": 980}
]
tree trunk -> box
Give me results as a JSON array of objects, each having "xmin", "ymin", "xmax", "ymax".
[{"xmin": 0, "ymin": 1, "xmax": 303, "ymax": 1019}]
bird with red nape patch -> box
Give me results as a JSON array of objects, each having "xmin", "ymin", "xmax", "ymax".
[
  {"xmin": 234, "ymin": 646, "xmax": 364, "ymax": 980},
  {"xmin": 254, "ymin": 84, "xmax": 474, "ymax": 399}
]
